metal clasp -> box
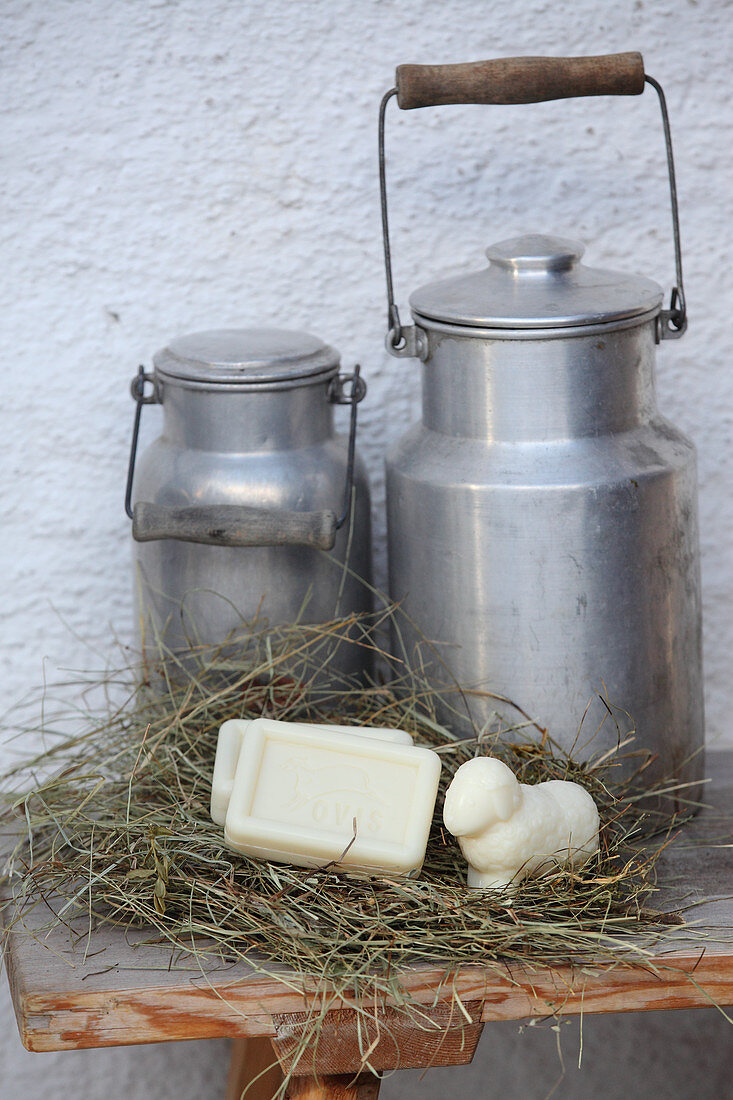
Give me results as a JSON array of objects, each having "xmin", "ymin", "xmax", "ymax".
[
  {"xmin": 657, "ymin": 286, "xmax": 687, "ymax": 342},
  {"xmin": 328, "ymin": 367, "xmax": 367, "ymax": 406},
  {"xmin": 385, "ymin": 324, "xmax": 429, "ymax": 360}
]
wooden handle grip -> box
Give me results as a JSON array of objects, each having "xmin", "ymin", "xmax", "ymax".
[
  {"xmin": 395, "ymin": 52, "xmax": 645, "ymax": 110},
  {"xmin": 132, "ymin": 502, "xmax": 337, "ymax": 551}
]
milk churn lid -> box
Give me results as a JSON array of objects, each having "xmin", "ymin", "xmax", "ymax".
[
  {"xmin": 153, "ymin": 328, "xmax": 340, "ymax": 387},
  {"xmin": 409, "ymin": 234, "xmax": 663, "ymax": 330}
]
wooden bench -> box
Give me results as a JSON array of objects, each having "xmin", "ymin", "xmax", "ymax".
[{"xmin": 3, "ymin": 752, "xmax": 732, "ymax": 1098}]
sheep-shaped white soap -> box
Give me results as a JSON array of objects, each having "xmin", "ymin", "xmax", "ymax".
[{"xmin": 443, "ymin": 757, "xmax": 599, "ymax": 891}]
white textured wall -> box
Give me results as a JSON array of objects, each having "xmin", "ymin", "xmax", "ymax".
[{"xmin": 2, "ymin": 1, "xmax": 731, "ymax": 1096}]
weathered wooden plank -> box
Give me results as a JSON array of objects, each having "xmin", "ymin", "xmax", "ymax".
[{"xmin": 7, "ymin": 943, "xmax": 732, "ymax": 1052}]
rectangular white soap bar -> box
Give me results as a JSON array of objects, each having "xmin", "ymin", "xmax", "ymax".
[
  {"xmin": 210, "ymin": 718, "xmax": 413, "ymax": 827},
  {"xmin": 224, "ymin": 718, "xmax": 441, "ymax": 877}
]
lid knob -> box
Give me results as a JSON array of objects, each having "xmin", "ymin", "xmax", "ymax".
[{"xmin": 486, "ymin": 233, "xmax": 585, "ymax": 273}]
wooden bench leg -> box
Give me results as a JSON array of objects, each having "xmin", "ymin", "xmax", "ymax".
[
  {"xmin": 285, "ymin": 1074, "xmax": 381, "ymax": 1099},
  {"xmin": 226, "ymin": 1037, "xmax": 381, "ymax": 1100},
  {"xmin": 226, "ymin": 1036, "xmax": 285, "ymax": 1100}
]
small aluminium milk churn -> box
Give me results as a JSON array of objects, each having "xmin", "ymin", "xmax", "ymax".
[
  {"xmin": 125, "ymin": 328, "xmax": 372, "ymax": 678},
  {"xmin": 380, "ymin": 53, "xmax": 703, "ymax": 789}
]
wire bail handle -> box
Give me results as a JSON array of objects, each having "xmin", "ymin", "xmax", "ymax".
[
  {"xmin": 124, "ymin": 365, "xmax": 366, "ymax": 550},
  {"xmin": 379, "ymin": 52, "xmax": 687, "ymax": 357}
]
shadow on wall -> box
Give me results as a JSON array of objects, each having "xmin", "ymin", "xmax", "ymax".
[{"xmin": 385, "ymin": 1008, "xmax": 733, "ymax": 1100}]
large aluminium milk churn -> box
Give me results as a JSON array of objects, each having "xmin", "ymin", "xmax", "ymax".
[
  {"xmin": 125, "ymin": 328, "xmax": 372, "ymax": 678},
  {"xmin": 380, "ymin": 53, "xmax": 703, "ymax": 789}
]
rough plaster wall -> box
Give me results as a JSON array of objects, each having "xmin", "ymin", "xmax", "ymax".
[{"xmin": 1, "ymin": 1, "xmax": 731, "ymax": 1097}]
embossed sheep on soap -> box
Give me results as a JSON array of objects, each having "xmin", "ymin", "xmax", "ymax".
[{"xmin": 443, "ymin": 757, "xmax": 600, "ymax": 890}]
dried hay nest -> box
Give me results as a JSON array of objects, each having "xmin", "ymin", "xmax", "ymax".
[{"xmin": 0, "ymin": 608, "xmax": 695, "ymax": 1092}]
